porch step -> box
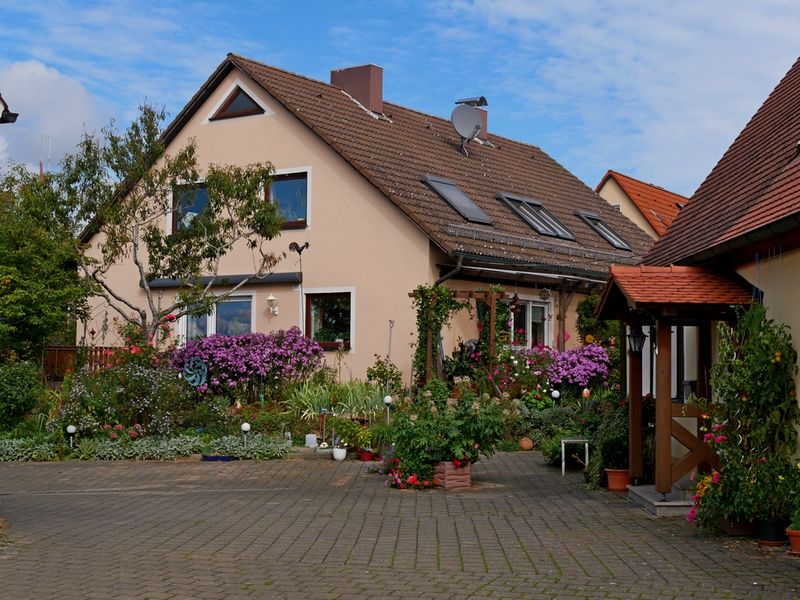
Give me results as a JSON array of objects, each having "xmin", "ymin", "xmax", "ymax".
[{"xmin": 627, "ymin": 483, "xmax": 694, "ymax": 517}]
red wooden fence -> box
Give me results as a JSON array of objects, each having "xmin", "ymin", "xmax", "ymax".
[{"xmin": 42, "ymin": 345, "xmax": 116, "ymax": 381}]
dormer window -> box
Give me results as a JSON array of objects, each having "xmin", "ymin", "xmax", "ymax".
[
  {"xmin": 423, "ymin": 174, "xmax": 492, "ymax": 225},
  {"xmin": 498, "ymin": 193, "xmax": 574, "ymax": 240},
  {"xmin": 210, "ymin": 87, "xmax": 265, "ymax": 121},
  {"xmin": 575, "ymin": 210, "xmax": 631, "ymax": 250}
]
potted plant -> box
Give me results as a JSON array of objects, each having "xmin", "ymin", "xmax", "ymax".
[
  {"xmin": 787, "ymin": 506, "xmax": 800, "ymax": 556},
  {"xmin": 328, "ymin": 416, "xmax": 360, "ymax": 461},
  {"xmin": 355, "ymin": 426, "xmax": 375, "ymax": 461},
  {"xmin": 601, "ymin": 434, "xmax": 629, "ymax": 492}
]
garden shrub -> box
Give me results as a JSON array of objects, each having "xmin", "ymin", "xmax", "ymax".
[
  {"xmin": 173, "ymin": 327, "xmax": 323, "ymax": 401},
  {"xmin": 0, "ymin": 437, "xmax": 58, "ymax": 461},
  {"xmin": 0, "ymin": 360, "xmax": 44, "ymax": 431},
  {"xmin": 59, "ymin": 361, "xmax": 194, "ymax": 435},
  {"xmin": 206, "ymin": 434, "xmax": 291, "ymax": 459}
]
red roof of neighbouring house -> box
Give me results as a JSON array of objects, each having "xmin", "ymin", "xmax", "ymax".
[
  {"xmin": 647, "ymin": 56, "xmax": 800, "ymax": 265},
  {"xmin": 600, "ymin": 264, "xmax": 754, "ymax": 310},
  {"xmin": 596, "ymin": 170, "xmax": 686, "ymax": 237}
]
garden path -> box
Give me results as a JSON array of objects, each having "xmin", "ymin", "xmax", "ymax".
[{"xmin": 0, "ymin": 453, "xmax": 797, "ymax": 599}]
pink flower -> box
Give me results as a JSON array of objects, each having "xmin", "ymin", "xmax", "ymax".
[
  {"xmin": 109, "ymin": 432, "xmax": 118, "ymax": 440},
  {"xmin": 712, "ymin": 471, "xmax": 720, "ymax": 484},
  {"xmin": 714, "ymin": 435, "xmax": 727, "ymax": 444},
  {"xmin": 129, "ymin": 345, "xmax": 142, "ymax": 355},
  {"xmin": 703, "ymin": 432, "xmax": 714, "ymax": 442},
  {"xmin": 114, "ymin": 424, "xmax": 124, "ymax": 431},
  {"xmin": 686, "ymin": 505, "xmax": 698, "ymax": 523},
  {"xmin": 712, "ymin": 424, "xmax": 724, "ymax": 432},
  {"xmin": 102, "ymin": 424, "xmax": 112, "ymax": 431}
]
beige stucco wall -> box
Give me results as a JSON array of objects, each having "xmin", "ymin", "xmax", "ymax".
[
  {"xmin": 81, "ymin": 68, "xmax": 597, "ymax": 384},
  {"xmin": 597, "ymin": 178, "xmax": 658, "ymax": 240},
  {"xmin": 82, "ymin": 69, "xmax": 430, "ymax": 380}
]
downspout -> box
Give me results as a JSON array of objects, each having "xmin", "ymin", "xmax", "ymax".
[{"xmin": 434, "ymin": 255, "xmax": 464, "ymax": 286}]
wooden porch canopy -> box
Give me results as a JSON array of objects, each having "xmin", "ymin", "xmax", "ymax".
[{"xmin": 597, "ymin": 265, "xmax": 754, "ymax": 495}]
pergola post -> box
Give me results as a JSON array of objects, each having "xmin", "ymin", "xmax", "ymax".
[
  {"xmin": 628, "ymin": 336, "xmax": 644, "ymax": 483},
  {"xmin": 655, "ymin": 317, "xmax": 673, "ymax": 495}
]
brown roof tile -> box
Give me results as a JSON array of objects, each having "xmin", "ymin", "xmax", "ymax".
[
  {"xmin": 647, "ymin": 57, "xmax": 800, "ymax": 265},
  {"xmin": 164, "ymin": 54, "xmax": 653, "ymax": 277},
  {"xmin": 596, "ymin": 170, "xmax": 686, "ymax": 236}
]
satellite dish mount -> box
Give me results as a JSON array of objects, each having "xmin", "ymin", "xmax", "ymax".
[{"xmin": 451, "ymin": 97, "xmax": 487, "ymax": 157}]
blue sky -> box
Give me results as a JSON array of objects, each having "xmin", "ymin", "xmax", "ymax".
[{"xmin": 1, "ymin": 0, "xmax": 799, "ymax": 196}]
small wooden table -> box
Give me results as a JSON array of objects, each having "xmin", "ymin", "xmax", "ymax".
[{"xmin": 561, "ymin": 437, "xmax": 589, "ymax": 476}]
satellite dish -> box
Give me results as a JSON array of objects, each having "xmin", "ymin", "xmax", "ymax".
[{"xmin": 451, "ymin": 104, "xmax": 482, "ymax": 141}]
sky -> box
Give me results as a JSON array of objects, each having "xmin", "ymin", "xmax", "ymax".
[{"xmin": 1, "ymin": 0, "xmax": 799, "ymax": 197}]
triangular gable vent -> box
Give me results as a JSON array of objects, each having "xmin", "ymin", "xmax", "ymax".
[{"xmin": 210, "ymin": 86, "xmax": 265, "ymax": 121}]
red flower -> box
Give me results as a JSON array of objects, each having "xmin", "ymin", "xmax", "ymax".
[
  {"xmin": 102, "ymin": 424, "xmax": 112, "ymax": 431},
  {"xmin": 453, "ymin": 458, "xmax": 462, "ymax": 468},
  {"xmin": 163, "ymin": 313, "xmax": 177, "ymax": 322},
  {"xmin": 130, "ymin": 345, "xmax": 142, "ymax": 355},
  {"xmin": 114, "ymin": 424, "xmax": 124, "ymax": 431},
  {"xmin": 109, "ymin": 432, "xmax": 118, "ymax": 440},
  {"xmin": 407, "ymin": 475, "xmax": 418, "ymax": 485}
]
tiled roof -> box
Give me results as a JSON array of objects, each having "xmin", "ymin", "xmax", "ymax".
[
  {"xmin": 647, "ymin": 56, "xmax": 800, "ymax": 265},
  {"xmin": 164, "ymin": 54, "xmax": 654, "ymax": 278},
  {"xmin": 603, "ymin": 265, "xmax": 754, "ymax": 308},
  {"xmin": 596, "ymin": 170, "xmax": 686, "ymax": 236}
]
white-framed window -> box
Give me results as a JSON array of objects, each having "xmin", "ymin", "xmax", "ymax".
[
  {"xmin": 179, "ymin": 294, "xmax": 256, "ymax": 340},
  {"xmin": 510, "ymin": 298, "xmax": 552, "ymax": 347},
  {"xmin": 302, "ymin": 287, "xmax": 355, "ymax": 351},
  {"xmin": 268, "ymin": 167, "xmax": 311, "ymax": 229}
]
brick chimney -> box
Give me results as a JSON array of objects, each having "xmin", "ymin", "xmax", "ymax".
[
  {"xmin": 330, "ymin": 64, "xmax": 383, "ymax": 114},
  {"xmin": 476, "ymin": 108, "xmax": 488, "ymax": 140}
]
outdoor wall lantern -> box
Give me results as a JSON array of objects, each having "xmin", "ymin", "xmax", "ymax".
[
  {"xmin": 241, "ymin": 422, "xmax": 251, "ymax": 448},
  {"xmin": 0, "ymin": 94, "xmax": 18, "ymax": 124},
  {"xmin": 66, "ymin": 424, "xmax": 77, "ymax": 448},
  {"xmin": 627, "ymin": 328, "xmax": 647, "ymax": 353},
  {"xmin": 266, "ymin": 294, "xmax": 279, "ymax": 316}
]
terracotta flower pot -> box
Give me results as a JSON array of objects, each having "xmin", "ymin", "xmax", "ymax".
[
  {"xmin": 519, "ymin": 437, "xmax": 534, "ymax": 451},
  {"xmin": 358, "ymin": 449, "xmax": 375, "ymax": 461},
  {"xmin": 787, "ymin": 528, "xmax": 800, "ymax": 556},
  {"xmin": 605, "ymin": 468, "xmax": 630, "ymax": 492}
]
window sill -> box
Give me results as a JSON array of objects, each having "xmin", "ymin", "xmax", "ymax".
[
  {"xmin": 281, "ymin": 221, "xmax": 308, "ymax": 230},
  {"xmin": 317, "ymin": 341, "xmax": 351, "ymax": 351}
]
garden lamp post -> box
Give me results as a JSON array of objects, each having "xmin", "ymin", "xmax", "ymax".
[
  {"xmin": 241, "ymin": 422, "xmax": 251, "ymax": 448},
  {"xmin": 384, "ymin": 395, "xmax": 393, "ymax": 425},
  {"xmin": 626, "ymin": 326, "xmax": 647, "ymax": 485},
  {"xmin": 66, "ymin": 425, "xmax": 76, "ymax": 448}
]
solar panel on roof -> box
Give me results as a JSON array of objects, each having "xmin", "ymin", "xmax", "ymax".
[{"xmin": 423, "ymin": 175, "xmax": 492, "ymax": 225}]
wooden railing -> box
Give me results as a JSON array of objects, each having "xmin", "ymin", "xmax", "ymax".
[{"xmin": 42, "ymin": 345, "xmax": 116, "ymax": 381}]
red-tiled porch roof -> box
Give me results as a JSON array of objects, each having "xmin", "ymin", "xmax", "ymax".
[{"xmin": 599, "ymin": 265, "xmax": 754, "ymax": 315}]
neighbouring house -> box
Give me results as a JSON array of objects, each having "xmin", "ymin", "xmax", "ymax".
[
  {"xmin": 596, "ymin": 170, "xmax": 686, "ymax": 240},
  {"xmin": 598, "ymin": 55, "xmax": 800, "ymax": 494},
  {"xmin": 80, "ymin": 53, "xmax": 654, "ymax": 381}
]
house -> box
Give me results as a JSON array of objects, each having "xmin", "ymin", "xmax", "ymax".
[
  {"xmin": 81, "ymin": 53, "xmax": 654, "ymax": 381},
  {"xmin": 596, "ymin": 170, "xmax": 686, "ymax": 240},
  {"xmin": 598, "ymin": 56, "xmax": 800, "ymax": 495}
]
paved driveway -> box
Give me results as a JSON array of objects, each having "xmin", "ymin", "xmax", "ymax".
[{"xmin": 0, "ymin": 453, "xmax": 797, "ymax": 599}]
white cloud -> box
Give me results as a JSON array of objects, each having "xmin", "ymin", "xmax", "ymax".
[
  {"xmin": 0, "ymin": 60, "xmax": 107, "ymax": 169},
  {"xmin": 429, "ymin": 0, "xmax": 800, "ymax": 195}
]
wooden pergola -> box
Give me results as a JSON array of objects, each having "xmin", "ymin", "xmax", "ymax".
[
  {"xmin": 410, "ymin": 288, "xmax": 509, "ymax": 384},
  {"xmin": 597, "ymin": 265, "xmax": 754, "ymax": 495}
]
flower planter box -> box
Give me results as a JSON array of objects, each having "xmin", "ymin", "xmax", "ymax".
[
  {"xmin": 433, "ymin": 461, "xmax": 471, "ymax": 490},
  {"xmin": 201, "ymin": 454, "xmax": 233, "ymax": 462}
]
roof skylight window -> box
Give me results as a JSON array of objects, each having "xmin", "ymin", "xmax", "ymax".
[
  {"xmin": 423, "ymin": 175, "xmax": 492, "ymax": 225},
  {"xmin": 575, "ymin": 210, "xmax": 631, "ymax": 250},
  {"xmin": 498, "ymin": 193, "xmax": 574, "ymax": 240}
]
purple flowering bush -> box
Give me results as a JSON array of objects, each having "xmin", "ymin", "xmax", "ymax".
[
  {"xmin": 548, "ymin": 343, "xmax": 609, "ymax": 388},
  {"xmin": 173, "ymin": 327, "xmax": 324, "ymax": 399}
]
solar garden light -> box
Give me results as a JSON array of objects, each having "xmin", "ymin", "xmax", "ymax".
[
  {"xmin": 384, "ymin": 394, "xmax": 393, "ymax": 425},
  {"xmin": 241, "ymin": 422, "xmax": 251, "ymax": 448},
  {"xmin": 66, "ymin": 424, "xmax": 77, "ymax": 448},
  {"xmin": 550, "ymin": 389, "xmax": 560, "ymax": 400}
]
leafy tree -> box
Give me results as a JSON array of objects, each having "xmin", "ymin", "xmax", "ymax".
[
  {"xmin": 8, "ymin": 104, "xmax": 283, "ymax": 344},
  {"xmin": 0, "ymin": 172, "xmax": 89, "ymax": 358}
]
